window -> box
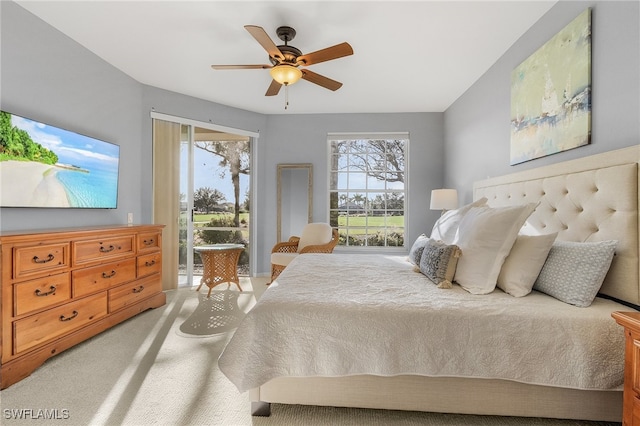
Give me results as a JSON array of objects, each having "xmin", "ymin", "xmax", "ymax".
[{"xmin": 328, "ymin": 134, "xmax": 407, "ymax": 248}]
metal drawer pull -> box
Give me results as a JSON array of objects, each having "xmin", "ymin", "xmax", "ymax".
[
  {"xmin": 102, "ymin": 270, "xmax": 117, "ymax": 279},
  {"xmin": 99, "ymin": 245, "xmax": 115, "ymax": 253},
  {"xmin": 132, "ymin": 285, "xmax": 145, "ymax": 293},
  {"xmin": 143, "ymin": 239, "xmax": 155, "ymax": 245},
  {"xmin": 33, "ymin": 254, "xmax": 55, "ymax": 264},
  {"xmin": 59, "ymin": 311, "xmax": 78, "ymax": 322},
  {"xmin": 145, "ymin": 260, "xmax": 156, "ymax": 267},
  {"xmin": 35, "ymin": 286, "xmax": 57, "ymax": 297}
]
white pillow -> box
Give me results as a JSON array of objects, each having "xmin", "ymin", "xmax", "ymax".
[
  {"xmin": 430, "ymin": 197, "xmax": 488, "ymax": 244},
  {"xmin": 497, "ymin": 233, "xmax": 557, "ymax": 297},
  {"xmin": 408, "ymin": 233, "xmax": 429, "ymax": 266},
  {"xmin": 453, "ymin": 203, "xmax": 537, "ymax": 294}
]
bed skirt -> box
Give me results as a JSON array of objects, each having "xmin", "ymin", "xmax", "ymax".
[{"xmin": 250, "ymin": 375, "xmax": 622, "ymax": 421}]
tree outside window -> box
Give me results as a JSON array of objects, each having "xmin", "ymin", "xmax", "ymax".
[{"xmin": 329, "ymin": 136, "xmax": 407, "ymax": 247}]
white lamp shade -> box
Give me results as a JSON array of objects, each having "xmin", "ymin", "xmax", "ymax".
[{"xmin": 430, "ymin": 189, "xmax": 458, "ymax": 210}]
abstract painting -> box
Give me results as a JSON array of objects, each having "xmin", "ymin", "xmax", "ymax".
[{"xmin": 510, "ymin": 9, "xmax": 591, "ymax": 165}]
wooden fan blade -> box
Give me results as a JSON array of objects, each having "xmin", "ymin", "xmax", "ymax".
[
  {"xmin": 244, "ymin": 25, "xmax": 284, "ymax": 61},
  {"xmin": 296, "ymin": 42, "xmax": 353, "ymax": 66},
  {"xmin": 301, "ymin": 69, "xmax": 343, "ymax": 91},
  {"xmin": 265, "ymin": 80, "xmax": 282, "ymax": 96},
  {"xmin": 211, "ymin": 64, "xmax": 272, "ymax": 70}
]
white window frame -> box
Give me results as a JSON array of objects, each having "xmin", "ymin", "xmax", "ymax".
[{"xmin": 327, "ymin": 132, "xmax": 409, "ymax": 251}]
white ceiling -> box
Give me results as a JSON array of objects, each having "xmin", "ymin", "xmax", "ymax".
[{"xmin": 16, "ymin": 1, "xmax": 557, "ymax": 115}]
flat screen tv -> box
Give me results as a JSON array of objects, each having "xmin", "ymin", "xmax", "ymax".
[{"xmin": 0, "ymin": 111, "xmax": 120, "ymax": 209}]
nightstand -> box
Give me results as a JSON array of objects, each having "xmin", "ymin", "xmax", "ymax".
[{"xmin": 612, "ymin": 311, "xmax": 640, "ymax": 426}]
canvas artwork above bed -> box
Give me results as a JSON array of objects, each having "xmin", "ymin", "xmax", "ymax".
[{"xmin": 219, "ymin": 145, "xmax": 640, "ymax": 422}]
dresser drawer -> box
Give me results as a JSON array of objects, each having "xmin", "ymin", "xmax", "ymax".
[
  {"xmin": 14, "ymin": 243, "xmax": 70, "ymax": 280},
  {"xmin": 109, "ymin": 275, "xmax": 162, "ymax": 312},
  {"xmin": 14, "ymin": 293, "xmax": 108, "ymax": 354},
  {"xmin": 633, "ymin": 394, "xmax": 640, "ymax": 425},
  {"xmin": 72, "ymin": 258, "xmax": 137, "ymax": 298},
  {"xmin": 137, "ymin": 252, "xmax": 162, "ymax": 278},
  {"xmin": 73, "ymin": 235, "xmax": 134, "ymax": 265},
  {"xmin": 137, "ymin": 232, "xmax": 161, "ymax": 253},
  {"xmin": 14, "ymin": 273, "xmax": 72, "ymax": 317},
  {"xmin": 633, "ymin": 338, "xmax": 640, "ymax": 395}
]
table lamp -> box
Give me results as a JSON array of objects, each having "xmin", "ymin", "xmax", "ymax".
[{"xmin": 430, "ymin": 189, "xmax": 458, "ymax": 215}]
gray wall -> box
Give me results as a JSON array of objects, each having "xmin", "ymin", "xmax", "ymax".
[
  {"xmin": 139, "ymin": 90, "xmax": 444, "ymax": 273},
  {"xmin": 1, "ymin": 1, "xmax": 445, "ymax": 275},
  {"xmin": 260, "ymin": 112, "xmax": 444, "ymax": 273},
  {"xmin": 0, "ymin": 1, "xmax": 143, "ymax": 229},
  {"xmin": 444, "ymin": 1, "xmax": 640, "ymax": 203},
  {"xmin": 3, "ymin": 0, "xmax": 637, "ymax": 275}
]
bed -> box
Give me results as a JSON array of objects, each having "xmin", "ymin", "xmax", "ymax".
[{"xmin": 219, "ymin": 145, "xmax": 640, "ymax": 422}]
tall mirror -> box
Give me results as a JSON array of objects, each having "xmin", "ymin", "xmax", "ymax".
[{"xmin": 277, "ymin": 163, "xmax": 313, "ymax": 242}]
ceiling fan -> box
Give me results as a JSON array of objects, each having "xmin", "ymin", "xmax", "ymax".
[{"xmin": 211, "ymin": 25, "xmax": 353, "ymax": 97}]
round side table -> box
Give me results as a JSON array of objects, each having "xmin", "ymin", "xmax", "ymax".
[{"xmin": 194, "ymin": 244, "xmax": 244, "ymax": 297}]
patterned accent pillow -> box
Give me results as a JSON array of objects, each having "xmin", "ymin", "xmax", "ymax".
[
  {"xmin": 408, "ymin": 233, "xmax": 429, "ymax": 267},
  {"xmin": 533, "ymin": 240, "xmax": 617, "ymax": 307},
  {"xmin": 419, "ymin": 239, "xmax": 462, "ymax": 289}
]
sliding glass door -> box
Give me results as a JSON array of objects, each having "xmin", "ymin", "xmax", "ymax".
[
  {"xmin": 152, "ymin": 113, "xmax": 256, "ymax": 289},
  {"xmin": 179, "ymin": 126, "xmax": 252, "ymax": 287},
  {"xmin": 178, "ymin": 125, "xmax": 194, "ymax": 286}
]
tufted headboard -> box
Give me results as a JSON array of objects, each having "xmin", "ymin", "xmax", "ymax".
[{"xmin": 474, "ymin": 146, "xmax": 640, "ymax": 306}]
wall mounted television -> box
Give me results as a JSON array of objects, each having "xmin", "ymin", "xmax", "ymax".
[{"xmin": 0, "ymin": 111, "xmax": 120, "ymax": 209}]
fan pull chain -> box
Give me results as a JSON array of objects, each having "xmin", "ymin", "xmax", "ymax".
[{"xmin": 284, "ymin": 84, "xmax": 289, "ymax": 110}]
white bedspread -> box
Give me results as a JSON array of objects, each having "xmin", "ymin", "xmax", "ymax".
[{"xmin": 218, "ymin": 253, "xmax": 627, "ymax": 393}]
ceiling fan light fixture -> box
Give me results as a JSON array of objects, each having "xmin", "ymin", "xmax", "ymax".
[{"xmin": 270, "ymin": 64, "xmax": 302, "ymax": 86}]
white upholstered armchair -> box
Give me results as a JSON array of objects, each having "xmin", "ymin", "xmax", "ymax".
[{"xmin": 270, "ymin": 223, "xmax": 339, "ymax": 283}]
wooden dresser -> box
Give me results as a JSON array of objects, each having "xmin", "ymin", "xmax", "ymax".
[
  {"xmin": 0, "ymin": 225, "xmax": 166, "ymax": 389},
  {"xmin": 612, "ymin": 311, "xmax": 640, "ymax": 426}
]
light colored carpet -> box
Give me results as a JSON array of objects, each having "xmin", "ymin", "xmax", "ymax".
[{"xmin": 0, "ymin": 278, "xmax": 621, "ymax": 426}]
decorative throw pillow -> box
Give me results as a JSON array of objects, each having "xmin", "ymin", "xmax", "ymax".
[
  {"xmin": 453, "ymin": 203, "xmax": 537, "ymax": 295},
  {"xmin": 419, "ymin": 239, "xmax": 462, "ymax": 289},
  {"xmin": 497, "ymin": 233, "xmax": 557, "ymax": 297},
  {"xmin": 533, "ymin": 240, "xmax": 617, "ymax": 307},
  {"xmin": 430, "ymin": 197, "xmax": 488, "ymax": 245},
  {"xmin": 407, "ymin": 233, "xmax": 429, "ymax": 267}
]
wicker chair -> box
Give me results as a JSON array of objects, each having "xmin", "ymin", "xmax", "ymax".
[{"xmin": 270, "ymin": 223, "xmax": 339, "ymax": 283}]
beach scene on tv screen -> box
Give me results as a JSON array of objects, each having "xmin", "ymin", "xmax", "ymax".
[{"xmin": 0, "ymin": 111, "xmax": 119, "ymax": 208}]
